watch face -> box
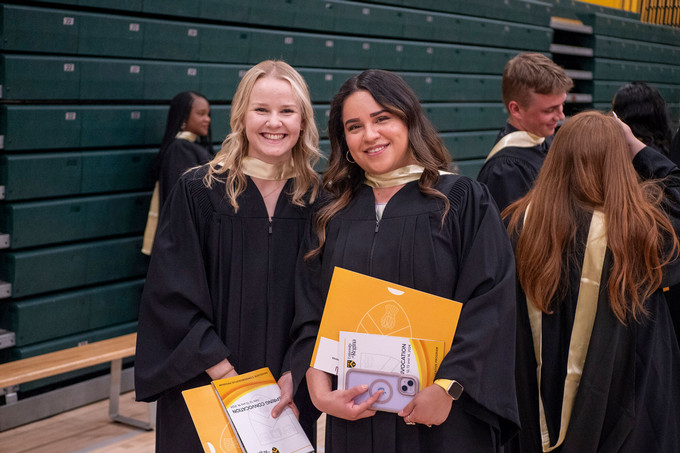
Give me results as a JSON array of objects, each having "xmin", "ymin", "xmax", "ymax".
[{"xmin": 448, "ymin": 380, "xmax": 464, "ymax": 400}]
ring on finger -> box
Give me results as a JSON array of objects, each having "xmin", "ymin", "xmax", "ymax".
[{"xmin": 405, "ymin": 415, "xmax": 415, "ymax": 426}]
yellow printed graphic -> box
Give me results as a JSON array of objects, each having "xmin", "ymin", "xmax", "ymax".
[
  {"xmin": 312, "ymin": 267, "xmax": 463, "ymax": 369},
  {"xmin": 213, "ymin": 368, "xmax": 275, "ymax": 408},
  {"xmin": 182, "ymin": 385, "xmax": 242, "ymax": 453}
]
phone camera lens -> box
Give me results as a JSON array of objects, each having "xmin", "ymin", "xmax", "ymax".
[
  {"xmin": 407, "ymin": 380, "xmax": 414, "ymax": 386},
  {"xmin": 401, "ymin": 385, "xmax": 408, "ymax": 391}
]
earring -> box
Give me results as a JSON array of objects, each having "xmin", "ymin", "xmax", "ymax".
[
  {"xmin": 180, "ymin": 122, "xmax": 186, "ymax": 131},
  {"xmin": 346, "ymin": 151, "xmax": 356, "ymax": 164}
]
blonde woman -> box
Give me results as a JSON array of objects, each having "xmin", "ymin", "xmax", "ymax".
[{"xmin": 135, "ymin": 60, "xmax": 321, "ymax": 452}]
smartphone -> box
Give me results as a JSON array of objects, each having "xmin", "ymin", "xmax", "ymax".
[{"xmin": 345, "ymin": 369, "xmax": 419, "ymax": 413}]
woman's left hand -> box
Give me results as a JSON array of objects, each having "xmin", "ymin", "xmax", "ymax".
[
  {"xmin": 271, "ymin": 371, "xmax": 299, "ymax": 419},
  {"xmin": 398, "ymin": 384, "xmax": 453, "ymax": 427}
]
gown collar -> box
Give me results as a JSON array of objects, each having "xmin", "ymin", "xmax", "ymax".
[
  {"xmin": 364, "ymin": 165, "xmax": 454, "ymax": 188},
  {"xmin": 175, "ymin": 131, "xmax": 198, "ymax": 142},
  {"xmin": 241, "ymin": 156, "xmax": 297, "ymax": 181}
]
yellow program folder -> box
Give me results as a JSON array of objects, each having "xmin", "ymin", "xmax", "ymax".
[
  {"xmin": 182, "ymin": 384, "xmax": 243, "ymax": 453},
  {"xmin": 311, "ymin": 267, "xmax": 463, "ymax": 374},
  {"xmin": 212, "ymin": 368, "xmax": 314, "ymax": 453}
]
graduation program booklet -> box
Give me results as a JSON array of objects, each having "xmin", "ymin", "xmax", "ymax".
[
  {"xmin": 182, "ymin": 384, "xmax": 243, "ymax": 453},
  {"xmin": 311, "ymin": 267, "xmax": 463, "ymax": 375},
  {"xmin": 338, "ymin": 331, "xmax": 446, "ymax": 391},
  {"xmin": 212, "ymin": 367, "xmax": 314, "ymax": 453}
]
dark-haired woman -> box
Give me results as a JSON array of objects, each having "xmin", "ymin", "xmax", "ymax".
[
  {"xmin": 612, "ymin": 81, "xmax": 673, "ymax": 156},
  {"xmin": 505, "ymin": 111, "xmax": 680, "ymax": 452},
  {"xmin": 291, "ymin": 69, "xmax": 519, "ymax": 452},
  {"xmin": 154, "ymin": 91, "xmax": 214, "ymax": 208}
]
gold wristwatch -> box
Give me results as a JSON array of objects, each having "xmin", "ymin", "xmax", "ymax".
[{"xmin": 434, "ymin": 379, "xmax": 464, "ymax": 400}]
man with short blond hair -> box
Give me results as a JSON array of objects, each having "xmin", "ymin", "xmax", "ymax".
[{"xmin": 477, "ymin": 52, "xmax": 573, "ymax": 212}]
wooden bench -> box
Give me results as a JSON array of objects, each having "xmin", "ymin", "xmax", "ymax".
[{"xmin": 0, "ymin": 332, "xmax": 154, "ymax": 430}]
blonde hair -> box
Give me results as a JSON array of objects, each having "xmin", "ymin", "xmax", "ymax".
[{"xmin": 205, "ymin": 60, "xmax": 321, "ymax": 210}]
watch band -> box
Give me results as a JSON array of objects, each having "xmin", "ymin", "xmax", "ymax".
[{"xmin": 434, "ymin": 379, "xmax": 464, "ymax": 400}]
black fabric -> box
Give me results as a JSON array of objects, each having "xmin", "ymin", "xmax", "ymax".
[
  {"xmin": 666, "ymin": 128, "xmax": 680, "ymax": 348},
  {"xmin": 157, "ymin": 138, "xmax": 214, "ymax": 209},
  {"xmin": 509, "ymin": 147, "xmax": 680, "ymax": 453},
  {"xmin": 476, "ymin": 123, "xmax": 550, "ymax": 213},
  {"xmin": 291, "ymin": 175, "xmax": 519, "ymax": 452},
  {"xmin": 135, "ymin": 166, "xmax": 317, "ymax": 452}
]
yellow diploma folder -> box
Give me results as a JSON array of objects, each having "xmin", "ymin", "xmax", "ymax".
[{"xmin": 311, "ymin": 267, "xmax": 463, "ymax": 374}]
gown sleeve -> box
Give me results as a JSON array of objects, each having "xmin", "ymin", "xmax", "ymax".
[
  {"xmin": 435, "ymin": 177, "xmax": 520, "ymax": 441},
  {"xmin": 158, "ymin": 140, "xmax": 212, "ymax": 208},
  {"xmin": 632, "ymin": 146, "xmax": 680, "ymax": 287},
  {"xmin": 289, "ymin": 212, "xmax": 325, "ymax": 395},
  {"xmin": 477, "ymin": 154, "xmax": 538, "ymax": 213},
  {"xmin": 135, "ymin": 171, "xmax": 230, "ymax": 402}
]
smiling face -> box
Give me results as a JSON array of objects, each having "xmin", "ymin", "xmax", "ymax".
[
  {"xmin": 244, "ymin": 76, "xmax": 302, "ymax": 164},
  {"xmin": 184, "ymin": 96, "xmax": 211, "ymax": 137},
  {"xmin": 342, "ymin": 90, "xmax": 413, "ymax": 175},
  {"xmin": 509, "ymin": 91, "xmax": 567, "ymax": 138}
]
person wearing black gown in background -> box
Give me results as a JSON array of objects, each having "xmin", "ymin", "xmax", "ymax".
[
  {"xmin": 477, "ymin": 53, "xmax": 573, "ymax": 213},
  {"xmin": 505, "ymin": 111, "xmax": 680, "ymax": 452},
  {"xmin": 613, "ymin": 81, "xmax": 680, "ymax": 347},
  {"xmin": 291, "ymin": 69, "xmax": 519, "ymax": 452},
  {"xmin": 135, "ymin": 60, "xmax": 322, "ymax": 452},
  {"xmin": 154, "ymin": 91, "xmax": 214, "ymax": 209}
]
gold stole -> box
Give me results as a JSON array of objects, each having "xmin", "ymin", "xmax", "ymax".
[
  {"xmin": 525, "ymin": 209, "xmax": 607, "ymax": 452},
  {"xmin": 486, "ymin": 131, "xmax": 545, "ymax": 162},
  {"xmin": 241, "ymin": 156, "xmax": 296, "ymax": 181},
  {"xmin": 141, "ymin": 131, "xmax": 198, "ymax": 255},
  {"xmin": 363, "ymin": 165, "xmax": 453, "ymax": 188}
]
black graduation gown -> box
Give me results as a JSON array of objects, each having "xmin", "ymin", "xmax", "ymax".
[
  {"xmin": 511, "ymin": 147, "xmax": 680, "ymax": 453},
  {"xmin": 291, "ymin": 175, "xmax": 520, "ymax": 452},
  {"xmin": 666, "ymin": 130, "xmax": 680, "ymax": 347},
  {"xmin": 135, "ymin": 166, "xmax": 313, "ymax": 453},
  {"xmin": 158, "ymin": 137, "xmax": 214, "ymax": 208},
  {"xmin": 476, "ymin": 123, "xmax": 550, "ymax": 213}
]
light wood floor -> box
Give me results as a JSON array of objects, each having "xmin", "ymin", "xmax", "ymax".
[
  {"xmin": 0, "ymin": 392, "xmax": 326, "ymax": 452},
  {"xmin": 0, "ymin": 392, "xmax": 155, "ymax": 453}
]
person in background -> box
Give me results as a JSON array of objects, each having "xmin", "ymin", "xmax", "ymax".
[
  {"xmin": 477, "ymin": 52, "xmax": 573, "ymax": 213},
  {"xmin": 612, "ymin": 81, "xmax": 673, "ymax": 155},
  {"xmin": 292, "ymin": 69, "xmax": 519, "ymax": 452},
  {"xmin": 154, "ymin": 91, "xmax": 214, "ymax": 209},
  {"xmin": 142, "ymin": 91, "xmax": 214, "ymax": 255},
  {"xmin": 135, "ymin": 60, "xmax": 322, "ymax": 452},
  {"xmin": 613, "ymin": 81, "xmax": 680, "ymax": 347},
  {"xmin": 505, "ymin": 111, "xmax": 680, "ymax": 452}
]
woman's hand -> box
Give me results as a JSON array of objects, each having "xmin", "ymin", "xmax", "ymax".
[
  {"xmin": 271, "ymin": 371, "xmax": 299, "ymax": 419},
  {"xmin": 398, "ymin": 384, "xmax": 452, "ymax": 427},
  {"xmin": 612, "ymin": 112, "xmax": 646, "ymax": 159},
  {"xmin": 306, "ymin": 367, "xmax": 381, "ymax": 421},
  {"xmin": 205, "ymin": 359, "xmax": 238, "ymax": 380}
]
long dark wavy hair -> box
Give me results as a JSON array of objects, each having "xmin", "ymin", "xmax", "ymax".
[
  {"xmin": 152, "ymin": 91, "xmax": 213, "ymax": 181},
  {"xmin": 307, "ymin": 69, "xmax": 452, "ymax": 258}
]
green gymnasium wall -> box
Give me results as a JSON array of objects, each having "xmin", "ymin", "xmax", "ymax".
[{"xmin": 0, "ymin": 0, "xmax": 678, "ymax": 394}]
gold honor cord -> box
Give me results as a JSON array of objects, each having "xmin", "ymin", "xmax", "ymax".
[
  {"xmin": 364, "ymin": 165, "xmax": 454, "ymax": 189},
  {"xmin": 486, "ymin": 131, "xmax": 545, "ymax": 162},
  {"xmin": 525, "ymin": 209, "xmax": 607, "ymax": 452},
  {"xmin": 241, "ymin": 156, "xmax": 297, "ymax": 181}
]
